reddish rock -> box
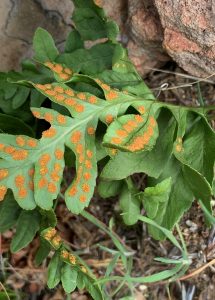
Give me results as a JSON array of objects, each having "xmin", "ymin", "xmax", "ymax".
[
  {"xmin": 126, "ymin": 0, "xmax": 169, "ymax": 76},
  {"xmin": 155, "ymin": 0, "xmax": 215, "ymax": 77}
]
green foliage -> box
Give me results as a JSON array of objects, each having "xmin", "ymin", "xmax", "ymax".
[{"xmin": 0, "ymin": 0, "xmax": 214, "ymax": 298}]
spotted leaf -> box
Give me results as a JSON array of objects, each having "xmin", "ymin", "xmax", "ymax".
[{"xmin": 103, "ymin": 113, "xmax": 159, "ymax": 152}]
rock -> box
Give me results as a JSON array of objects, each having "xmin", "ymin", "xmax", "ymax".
[
  {"xmin": 0, "ymin": 0, "xmax": 73, "ymax": 71},
  {"xmin": 154, "ymin": 0, "xmax": 215, "ymax": 77},
  {"xmin": 126, "ymin": 0, "xmax": 169, "ymax": 76}
]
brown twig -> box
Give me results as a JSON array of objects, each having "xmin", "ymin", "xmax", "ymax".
[{"xmin": 179, "ymin": 258, "xmax": 215, "ymax": 281}]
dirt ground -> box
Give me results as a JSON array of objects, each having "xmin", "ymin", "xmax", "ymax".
[{"xmin": 1, "ymin": 63, "xmax": 215, "ymax": 300}]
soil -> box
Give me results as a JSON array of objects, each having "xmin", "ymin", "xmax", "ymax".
[{"xmin": 0, "ymin": 63, "xmax": 215, "ymax": 300}]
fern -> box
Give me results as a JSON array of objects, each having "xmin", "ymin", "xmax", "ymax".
[{"xmin": 0, "ymin": 0, "xmax": 214, "ymax": 298}]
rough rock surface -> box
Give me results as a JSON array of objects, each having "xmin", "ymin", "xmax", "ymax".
[
  {"xmin": 0, "ymin": 0, "xmax": 73, "ymax": 71},
  {"xmin": 154, "ymin": 0, "xmax": 215, "ymax": 77},
  {"xmin": 0, "ymin": 0, "xmax": 215, "ymax": 78},
  {"xmin": 126, "ymin": 0, "xmax": 169, "ymax": 76}
]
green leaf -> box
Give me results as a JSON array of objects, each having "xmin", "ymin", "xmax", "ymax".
[
  {"xmin": 0, "ymin": 191, "xmax": 21, "ymax": 233},
  {"xmin": 148, "ymin": 157, "xmax": 194, "ymax": 237},
  {"xmin": 138, "ymin": 178, "xmax": 172, "ymax": 239},
  {"xmin": 173, "ymin": 117, "xmax": 215, "ymax": 211},
  {"xmin": 33, "ymin": 28, "xmax": 59, "ymax": 63},
  {"xmin": 65, "ymin": 30, "xmax": 84, "ymax": 53},
  {"xmin": 72, "ymin": 8, "xmax": 108, "ymax": 41},
  {"xmin": 76, "ymin": 272, "xmax": 85, "ymax": 290},
  {"xmin": 101, "ymin": 113, "xmax": 176, "ymax": 180},
  {"xmin": 112, "ymin": 44, "xmax": 136, "ymax": 74},
  {"xmin": 141, "ymin": 178, "xmax": 172, "ymax": 218},
  {"xmin": 58, "ymin": 43, "xmax": 116, "ymax": 75},
  {"xmin": 61, "ymin": 264, "xmax": 78, "ymax": 293},
  {"xmin": 12, "ymin": 86, "xmax": 30, "ymax": 109},
  {"xmin": 103, "ymin": 112, "xmax": 159, "ymax": 152},
  {"xmin": 40, "ymin": 209, "xmax": 57, "ymax": 228},
  {"xmin": 83, "ymin": 275, "xmax": 104, "ymax": 300},
  {"xmin": 97, "ymin": 180, "xmax": 123, "ymax": 198},
  {"xmin": 0, "ymin": 113, "xmax": 34, "ymax": 136},
  {"xmin": 119, "ymin": 179, "xmax": 140, "ymax": 226},
  {"xmin": 11, "ymin": 209, "xmax": 41, "ymax": 252},
  {"xmin": 47, "ymin": 251, "xmax": 63, "ymax": 289},
  {"xmin": 35, "ymin": 238, "xmax": 51, "ymax": 266}
]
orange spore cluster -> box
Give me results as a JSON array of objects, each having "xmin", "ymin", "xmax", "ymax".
[
  {"xmin": 0, "ymin": 169, "xmax": 8, "ymax": 180},
  {"xmin": 51, "ymin": 171, "xmax": 60, "ymax": 182},
  {"xmin": 85, "ymin": 160, "xmax": 92, "ymax": 169},
  {"xmin": 126, "ymin": 116, "xmax": 157, "ymax": 152},
  {"xmin": 44, "ymin": 113, "xmax": 54, "ymax": 122},
  {"xmin": 116, "ymin": 129, "xmax": 128, "ymax": 138},
  {"xmin": 59, "ymin": 73, "xmax": 70, "ymax": 81},
  {"xmin": 84, "ymin": 172, "xmax": 91, "ymax": 180},
  {"xmin": 101, "ymin": 83, "xmax": 110, "ymax": 91},
  {"xmin": 57, "ymin": 114, "xmax": 66, "ymax": 124},
  {"xmin": 105, "ymin": 114, "xmax": 114, "ymax": 124},
  {"xmin": 87, "ymin": 127, "xmax": 95, "ymax": 135},
  {"xmin": 75, "ymin": 104, "xmax": 85, "ymax": 113},
  {"xmin": 71, "ymin": 131, "xmax": 82, "ymax": 144},
  {"xmin": 46, "ymin": 90, "xmax": 56, "ymax": 96},
  {"xmin": 61, "ymin": 250, "xmax": 69, "ymax": 259},
  {"xmin": 82, "ymin": 183, "xmax": 90, "ymax": 193},
  {"xmin": 15, "ymin": 175, "xmax": 25, "ymax": 187},
  {"xmin": 69, "ymin": 186, "xmax": 77, "ymax": 196},
  {"xmin": 4, "ymin": 146, "xmax": 15, "ymax": 154},
  {"xmin": 16, "ymin": 136, "xmax": 25, "ymax": 147},
  {"xmin": 44, "ymin": 228, "xmax": 57, "ymax": 240},
  {"xmin": 45, "ymin": 62, "xmax": 73, "ymax": 81},
  {"xmin": 28, "ymin": 168, "xmax": 35, "ymax": 176},
  {"xmin": 175, "ymin": 137, "xmax": 183, "ymax": 153},
  {"xmin": 135, "ymin": 115, "xmax": 144, "ymax": 123},
  {"xmin": 69, "ymin": 254, "xmax": 76, "ymax": 265},
  {"xmin": 28, "ymin": 180, "xmax": 34, "ymax": 191},
  {"xmin": 0, "ymin": 185, "xmax": 7, "ymax": 201},
  {"xmin": 76, "ymin": 144, "xmax": 83, "ymax": 154},
  {"xmin": 79, "ymin": 155, "xmax": 84, "ymax": 164},
  {"xmin": 55, "ymin": 94, "xmax": 65, "ymax": 102},
  {"xmin": 32, "ymin": 110, "xmax": 41, "ymax": 118},
  {"xmin": 138, "ymin": 106, "xmax": 145, "ymax": 114},
  {"xmin": 77, "ymin": 93, "xmax": 86, "ymax": 100},
  {"xmin": 40, "ymin": 167, "xmax": 48, "ymax": 176},
  {"xmin": 48, "ymin": 182, "xmax": 57, "ymax": 193},
  {"xmin": 94, "ymin": 0, "xmax": 103, "ymax": 7},
  {"xmin": 39, "ymin": 154, "xmax": 51, "ymax": 166},
  {"xmin": 65, "ymin": 89, "xmax": 74, "ymax": 96},
  {"xmin": 55, "ymin": 149, "xmax": 64, "ymax": 160},
  {"xmin": 42, "ymin": 127, "xmax": 57, "ymax": 138},
  {"xmin": 106, "ymin": 90, "xmax": 118, "ymax": 101},
  {"xmin": 64, "ymin": 98, "xmax": 76, "ymax": 106},
  {"xmin": 18, "ymin": 187, "xmax": 27, "ymax": 198},
  {"xmin": 38, "ymin": 177, "xmax": 48, "ymax": 189},
  {"xmin": 79, "ymin": 195, "xmax": 86, "ymax": 202},
  {"xmin": 15, "ymin": 175, "xmax": 28, "ymax": 199},
  {"xmin": 12, "ymin": 149, "xmax": 28, "ymax": 160},
  {"xmin": 88, "ymin": 96, "xmax": 97, "ymax": 104},
  {"xmin": 110, "ymin": 148, "xmax": 118, "ymax": 156},
  {"xmin": 54, "ymin": 86, "xmax": 64, "ymax": 93},
  {"xmin": 27, "ymin": 139, "xmax": 37, "ymax": 148},
  {"xmin": 52, "ymin": 235, "xmax": 62, "ymax": 247},
  {"xmin": 86, "ymin": 150, "xmax": 93, "ymax": 158},
  {"xmin": 111, "ymin": 137, "xmax": 122, "ymax": 144},
  {"xmin": 54, "ymin": 163, "xmax": 61, "ymax": 172}
]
